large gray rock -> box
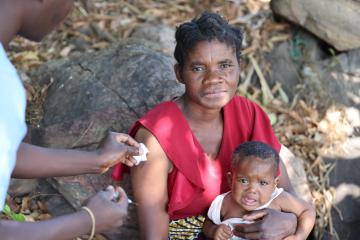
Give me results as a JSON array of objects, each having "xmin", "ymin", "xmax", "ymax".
[
  {"xmin": 271, "ymin": 0, "xmax": 360, "ymax": 51},
  {"xmin": 268, "ymin": 41, "xmax": 360, "ymax": 110},
  {"xmin": 266, "ymin": 41, "xmax": 300, "ymax": 101},
  {"xmin": 301, "ymin": 49, "xmax": 360, "ymax": 110},
  {"xmin": 30, "ymin": 38, "xmax": 184, "ymax": 239},
  {"xmin": 31, "ymin": 38, "xmax": 183, "ymax": 148},
  {"xmin": 130, "ymin": 24, "xmax": 175, "ymax": 55},
  {"xmin": 266, "ymin": 29, "xmax": 329, "ymax": 101}
]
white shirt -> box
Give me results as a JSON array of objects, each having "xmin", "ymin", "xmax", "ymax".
[
  {"xmin": 0, "ymin": 43, "xmax": 27, "ymax": 211},
  {"xmin": 208, "ymin": 187, "xmax": 284, "ymax": 240}
]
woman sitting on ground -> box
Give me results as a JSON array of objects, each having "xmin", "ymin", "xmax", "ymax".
[{"xmin": 113, "ymin": 11, "xmax": 299, "ymax": 240}]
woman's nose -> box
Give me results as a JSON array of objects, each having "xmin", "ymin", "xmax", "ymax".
[{"xmin": 204, "ymin": 68, "xmax": 224, "ymax": 83}]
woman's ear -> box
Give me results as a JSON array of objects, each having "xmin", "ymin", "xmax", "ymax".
[
  {"xmin": 227, "ymin": 171, "xmax": 232, "ymax": 187},
  {"xmin": 174, "ymin": 64, "xmax": 184, "ymax": 84}
]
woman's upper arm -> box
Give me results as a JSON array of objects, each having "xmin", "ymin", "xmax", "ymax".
[
  {"xmin": 278, "ymin": 145, "xmax": 296, "ymax": 195},
  {"xmin": 130, "ymin": 126, "xmax": 171, "ymax": 240}
]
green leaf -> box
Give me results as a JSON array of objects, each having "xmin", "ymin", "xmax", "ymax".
[
  {"xmin": 2, "ymin": 203, "xmax": 26, "ymax": 222},
  {"xmin": 259, "ymin": 104, "xmax": 277, "ymax": 126},
  {"xmin": 329, "ymin": 48, "xmax": 336, "ymax": 57},
  {"xmin": 11, "ymin": 213, "xmax": 26, "ymax": 222},
  {"xmin": 278, "ymin": 87, "xmax": 289, "ymax": 104},
  {"xmin": 267, "ymin": 112, "xmax": 277, "ymax": 126},
  {"xmin": 262, "ymin": 95, "xmax": 269, "ymax": 107},
  {"xmin": 290, "ymin": 38, "xmax": 306, "ymax": 59},
  {"xmin": 2, "ymin": 204, "xmax": 11, "ymax": 216}
]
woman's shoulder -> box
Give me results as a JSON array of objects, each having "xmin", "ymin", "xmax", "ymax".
[
  {"xmin": 224, "ymin": 95, "xmax": 263, "ymax": 124},
  {"xmin": 130, "ymin": 100, "xmax": 188, "ymax": 140},
  {"xmin": 228, "ymin": 95, "xmax": 260, "ymax": 110},
  {"xmin": 142, "ymin": 101, "xmax": 180, "ymax": 119},
  {"xmin": 129, "ymin": 101, "xmax": 179, "ymax": 137}
]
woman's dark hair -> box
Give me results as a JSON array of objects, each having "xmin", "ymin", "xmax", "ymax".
[
  {"xmin": 232, "ymin": 141, "xmax": 280, "ymax": 176},
  {"xmin": 174, "ymin": 11, "xmax": 243, "ymax": 66}
]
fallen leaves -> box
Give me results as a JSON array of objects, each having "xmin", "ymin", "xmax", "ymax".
[{"xmin": 1, "ymin": 195, "xmax": 51, "ymax": 223}]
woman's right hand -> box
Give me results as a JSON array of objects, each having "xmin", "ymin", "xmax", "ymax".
[
  {"xmin": 233, "ymin": 208, "xmax": 297, "ymax": 240},
  {"xmin": 85, "ymin": 185, "xmax": 128, "ymax": 233}
]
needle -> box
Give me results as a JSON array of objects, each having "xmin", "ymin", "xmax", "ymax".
[
  {"xmin": 128, "ymin": 198, "xmax": 138, "ymax": 205},
  {"xmin": 112, "ymin": 191, "xmax": 137, "ymax": 205}
]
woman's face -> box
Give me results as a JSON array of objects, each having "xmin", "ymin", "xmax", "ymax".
[
  {"xmin": 229, "ymin": 156, "xmax": 278, "ymax": 211},
  {"xmin": 176, "ymin": 40, "xmax": 240, "ymax": 110}
]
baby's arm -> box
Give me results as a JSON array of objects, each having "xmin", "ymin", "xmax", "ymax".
[
  {"xmin": 203, "ymin": 217, "xmax": 232, "ymax": 240},
  {"xmin": 275, "ymin": 191, "xmax": 316, "ymax": 240}
]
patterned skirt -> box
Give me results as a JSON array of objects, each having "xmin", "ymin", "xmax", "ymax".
[{"xmin": 168, "ymin": 215, "xmax": 206, "ymax": 240}]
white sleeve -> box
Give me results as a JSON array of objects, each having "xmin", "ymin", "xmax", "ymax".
[
  {"xmin": 207, "ymin": 192, "xmax": 228, "ymax": 224},
  {"xmin": 0, "ymin": 43, "xmax": 27, "ymax": 211}
]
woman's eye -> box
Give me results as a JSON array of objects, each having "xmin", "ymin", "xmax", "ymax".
[
  {"xmin": 220, "ymin": 63, "xmax": 232, "ymax": 69},
  {"xmin": 192, "ymin": 66, "xmax": 205, "ymax": 72}
]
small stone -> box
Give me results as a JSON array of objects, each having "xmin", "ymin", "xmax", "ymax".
[{"xmin": 8, "ymin": 179, "xmax": 39, "ymax": 197}]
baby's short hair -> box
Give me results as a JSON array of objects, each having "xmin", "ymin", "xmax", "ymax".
[{"xmin": 232, "ymin": 141, "xmax": 280, "ymax": 175}]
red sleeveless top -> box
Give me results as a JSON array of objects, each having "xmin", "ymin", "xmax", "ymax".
[{"xmin": 112, "ymin": 96, "xmax": 281, "ymax": 220}]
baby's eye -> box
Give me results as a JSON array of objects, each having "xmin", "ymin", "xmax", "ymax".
[
  {"xmin": 260, "ymin": 180, "xmax": 268, "ymax": 186},
  {"xmin": 238, "ymin": 178, "xmax": 248, "ymax": 184}
]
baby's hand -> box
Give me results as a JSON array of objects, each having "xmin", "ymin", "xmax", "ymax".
[{"xmin": 214, "ymin": 224, "xmax": 233, "ymax": 240}]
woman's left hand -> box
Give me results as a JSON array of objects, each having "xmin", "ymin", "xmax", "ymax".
[
  {"xmin": 96, "ymin": 131, "xmax": 140, "ymax": 172},
  {"xmin": 232, "ymin": 208, "xmax": 297, "ymax": 240}
]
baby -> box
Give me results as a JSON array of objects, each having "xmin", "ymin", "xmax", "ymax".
[{"xmin": 203, "ymin": 141, "xmax": 315, "ymax": 240}]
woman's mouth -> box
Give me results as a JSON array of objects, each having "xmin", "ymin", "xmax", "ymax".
[{"xmin": 203, "ymin": 90, "xmax": 227, "ymax": 97}]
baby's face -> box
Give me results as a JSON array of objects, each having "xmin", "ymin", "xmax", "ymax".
[{"xmin": 230, "ymin": 156, "xmax": 278, "ymax": 211}]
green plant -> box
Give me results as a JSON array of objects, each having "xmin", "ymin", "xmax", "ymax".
[{"xmin": 2, "ymin": 204, "xmax": 26, "ymax": 222}]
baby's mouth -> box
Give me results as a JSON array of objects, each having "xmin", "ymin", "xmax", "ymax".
[{"xmin": 241, "ymin": 196, "xmax": 258, "ymax": 207}]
